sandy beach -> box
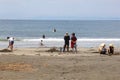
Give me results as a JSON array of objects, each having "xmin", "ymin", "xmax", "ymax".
[{"xmin": 0, "ymin": 47, "xmax": 120, "ymax": 80}]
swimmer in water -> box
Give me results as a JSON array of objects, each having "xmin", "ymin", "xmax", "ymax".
[{"xmin": 53, "ymin": 28, "xmax": 56, "ymax": 32}]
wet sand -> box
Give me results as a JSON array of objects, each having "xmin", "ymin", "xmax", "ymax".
[{"xmin": 0, "ymin": 47, "xmax": 120, "ymax": 80}]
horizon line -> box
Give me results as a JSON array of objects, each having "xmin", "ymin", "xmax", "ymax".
[{"xmin": 0, "ymin": 19, "xmax": 120, "ymax": 21}]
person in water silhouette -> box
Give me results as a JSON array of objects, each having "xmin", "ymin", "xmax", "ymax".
[
  {"xmin": 42, "ymin": 34, "xmax": 45, "ymax": 39},
  {"xmin": 53, "ymin": 28, "xmax": 56, "ymax": 32}
]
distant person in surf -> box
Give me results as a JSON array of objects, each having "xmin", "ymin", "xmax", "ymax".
[
  {"xmin": 40, "ymin": 40, "xmax": 43, "ymax": 46},
  {"xmin": 42, "ymin": 34, "xmax": 45, "ymax": 39},
  {"xmin": 71, "ymin": 33, "xmax": 77, "ymax": 53},
  {"xmin": 63, "ymin": 32, "xmax": 70, "ymax": 52},
  {"xmin": 53, "ymin": 28, "xmax": 56, "ymax": 32},
  {"xmin": 7, "ymin": 37, "xmax": 14, "ymax": 51}
]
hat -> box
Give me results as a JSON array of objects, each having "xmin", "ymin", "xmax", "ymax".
[
  {"xmin": 100, "ymin": 43, "xmax": 105, "ymax": 47},
  {"xmin": 109, "ymin": 44, "xmax": 114, "ymax": 47},
  {"xmin": 65, "ymin": 32, "xmax": 68, "ymax": 36},
  {"xmin": 72, "ymin": 33, "xmax": 75, "ymax": 35}
]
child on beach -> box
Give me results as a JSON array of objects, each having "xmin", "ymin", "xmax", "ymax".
[
  {"xmin": 40, "ymin": 40, "xmax": 43, "ymax": 46},
  {"xmin": 7, "ymin": 37, "xmax": 14, "ymax": 51},
  {"xmin": 108, "ymin": 44, "xmax": 114, "ymax": 56},
  {"xmin": 71, "ymin": 33, "xmax": 77, "ymax": 53},
  {"xmin": 98, "ymin": 43, "xmax": 107, "ymax": 55}
]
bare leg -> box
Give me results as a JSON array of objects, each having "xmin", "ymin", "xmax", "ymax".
[
  {"xmin": 75, "ymin": 45, "xmax": 77, "ymax": 53},
  {"xmin": 67, "ymin": 45, "xmax": 69, "ymax": 52},
  {"xmin": 10, "ymin": 45, "xmax": 13, "ymax": 51}
]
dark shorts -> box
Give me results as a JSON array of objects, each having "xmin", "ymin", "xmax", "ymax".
[
  {"xmin": 10, "ymin": 41, "xmax": 14, "ymax": 45},
  {"xmin": 65, "ymin": 43, "xmax": 69, "ymax": 46}
]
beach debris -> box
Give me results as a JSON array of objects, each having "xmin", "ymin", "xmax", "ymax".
[
  {"xmin": 36, "ymin": 53, "xmax": 41, "ymax": 56},
  {"xmin": 46, "ymin": 47, "xmax": 59, "ymax": 52},
  {"xmin": 0, "ymin": 62, "xmax": 34, "ymax": 72},
  {"xmin": 0, "ymin": 49, "xmax": 11, "ymax": 52},
  {"xmin": 92, "ymin": 51, "xmax": 99, "ymax": 53}
]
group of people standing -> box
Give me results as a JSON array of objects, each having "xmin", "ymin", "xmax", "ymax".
[
  {"xmin": 63, "ymin": 32, "xmax": 77, "ymax": 52},
  {"xmin": 6, "ymin": 32, "xmax": 114, "ymax": 55}
]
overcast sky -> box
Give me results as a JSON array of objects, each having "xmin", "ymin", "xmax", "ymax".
[{"xmin": 0, "ymin": 0, "xmax": 120, "ymax": 20}]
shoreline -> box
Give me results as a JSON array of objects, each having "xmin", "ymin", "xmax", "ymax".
[
  {"xmin": 0, "ymin": 47, "xmax": 99, "ymax": 56},
  {"xmin": 1, "ymin": 37, "xmax": 120, "ymax": 48},
  {"xmin": 0, "ymin": 46, "xmax": 120, "ymax": 56}
]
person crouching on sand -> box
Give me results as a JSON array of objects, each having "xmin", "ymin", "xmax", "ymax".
[
  {"xmin": 98, "ymin": 43, "xmax": 107, "ymax": 55},
  {"xmin": 108, "ymin": 44, "xmax": 114, "ymax": 56},
  {"xmin": 7, "ymin": 37, "xmax": 14, "ymax": 51}
]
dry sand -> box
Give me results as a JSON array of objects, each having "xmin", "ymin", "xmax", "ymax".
[{"xmin": 0, "ymin": 47, "xmax": 120, "ymax": 80}]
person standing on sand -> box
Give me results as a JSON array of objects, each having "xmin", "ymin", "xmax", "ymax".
[
  {"xmin": 7, "ymin": 37, "xmax": 14, "ymax": 51},
  {"xmin": 63, "ymin": 32, "xmax": 70, "ymax": 52},
  {"xmin": 71, "ymin": 33, "xmax": 77, "ymax": 52}
]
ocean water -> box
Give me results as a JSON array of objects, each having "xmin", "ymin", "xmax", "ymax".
[{"xmin": 0, "ymin": 20, "xmax": 120, "ymax": 48}]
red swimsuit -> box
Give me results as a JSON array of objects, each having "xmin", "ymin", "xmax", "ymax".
[{"xmin": 71, "ymin": 36, "xmax": 77, "ymax": 48}]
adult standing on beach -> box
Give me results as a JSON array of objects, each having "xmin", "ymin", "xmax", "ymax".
[
  {"xmin": 63, "ymin": 32, "xmax": 70, "ymax": 52},
  {"xmin": 71, "ymin": 33, "xmax": 77, "ymax": 52},
  {"xmin": 7, "ymin": 37, "xmax": 14, "ymax": 51}
]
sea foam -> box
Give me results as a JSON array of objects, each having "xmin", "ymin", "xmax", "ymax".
[{"xmin": 22, "ymin": 38, "xmax": 120, "ymax": 42}]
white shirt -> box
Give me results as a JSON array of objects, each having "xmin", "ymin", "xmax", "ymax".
[{"xmin": 8, "ymin": 37, "xmax": 14, "ymax": 42}]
